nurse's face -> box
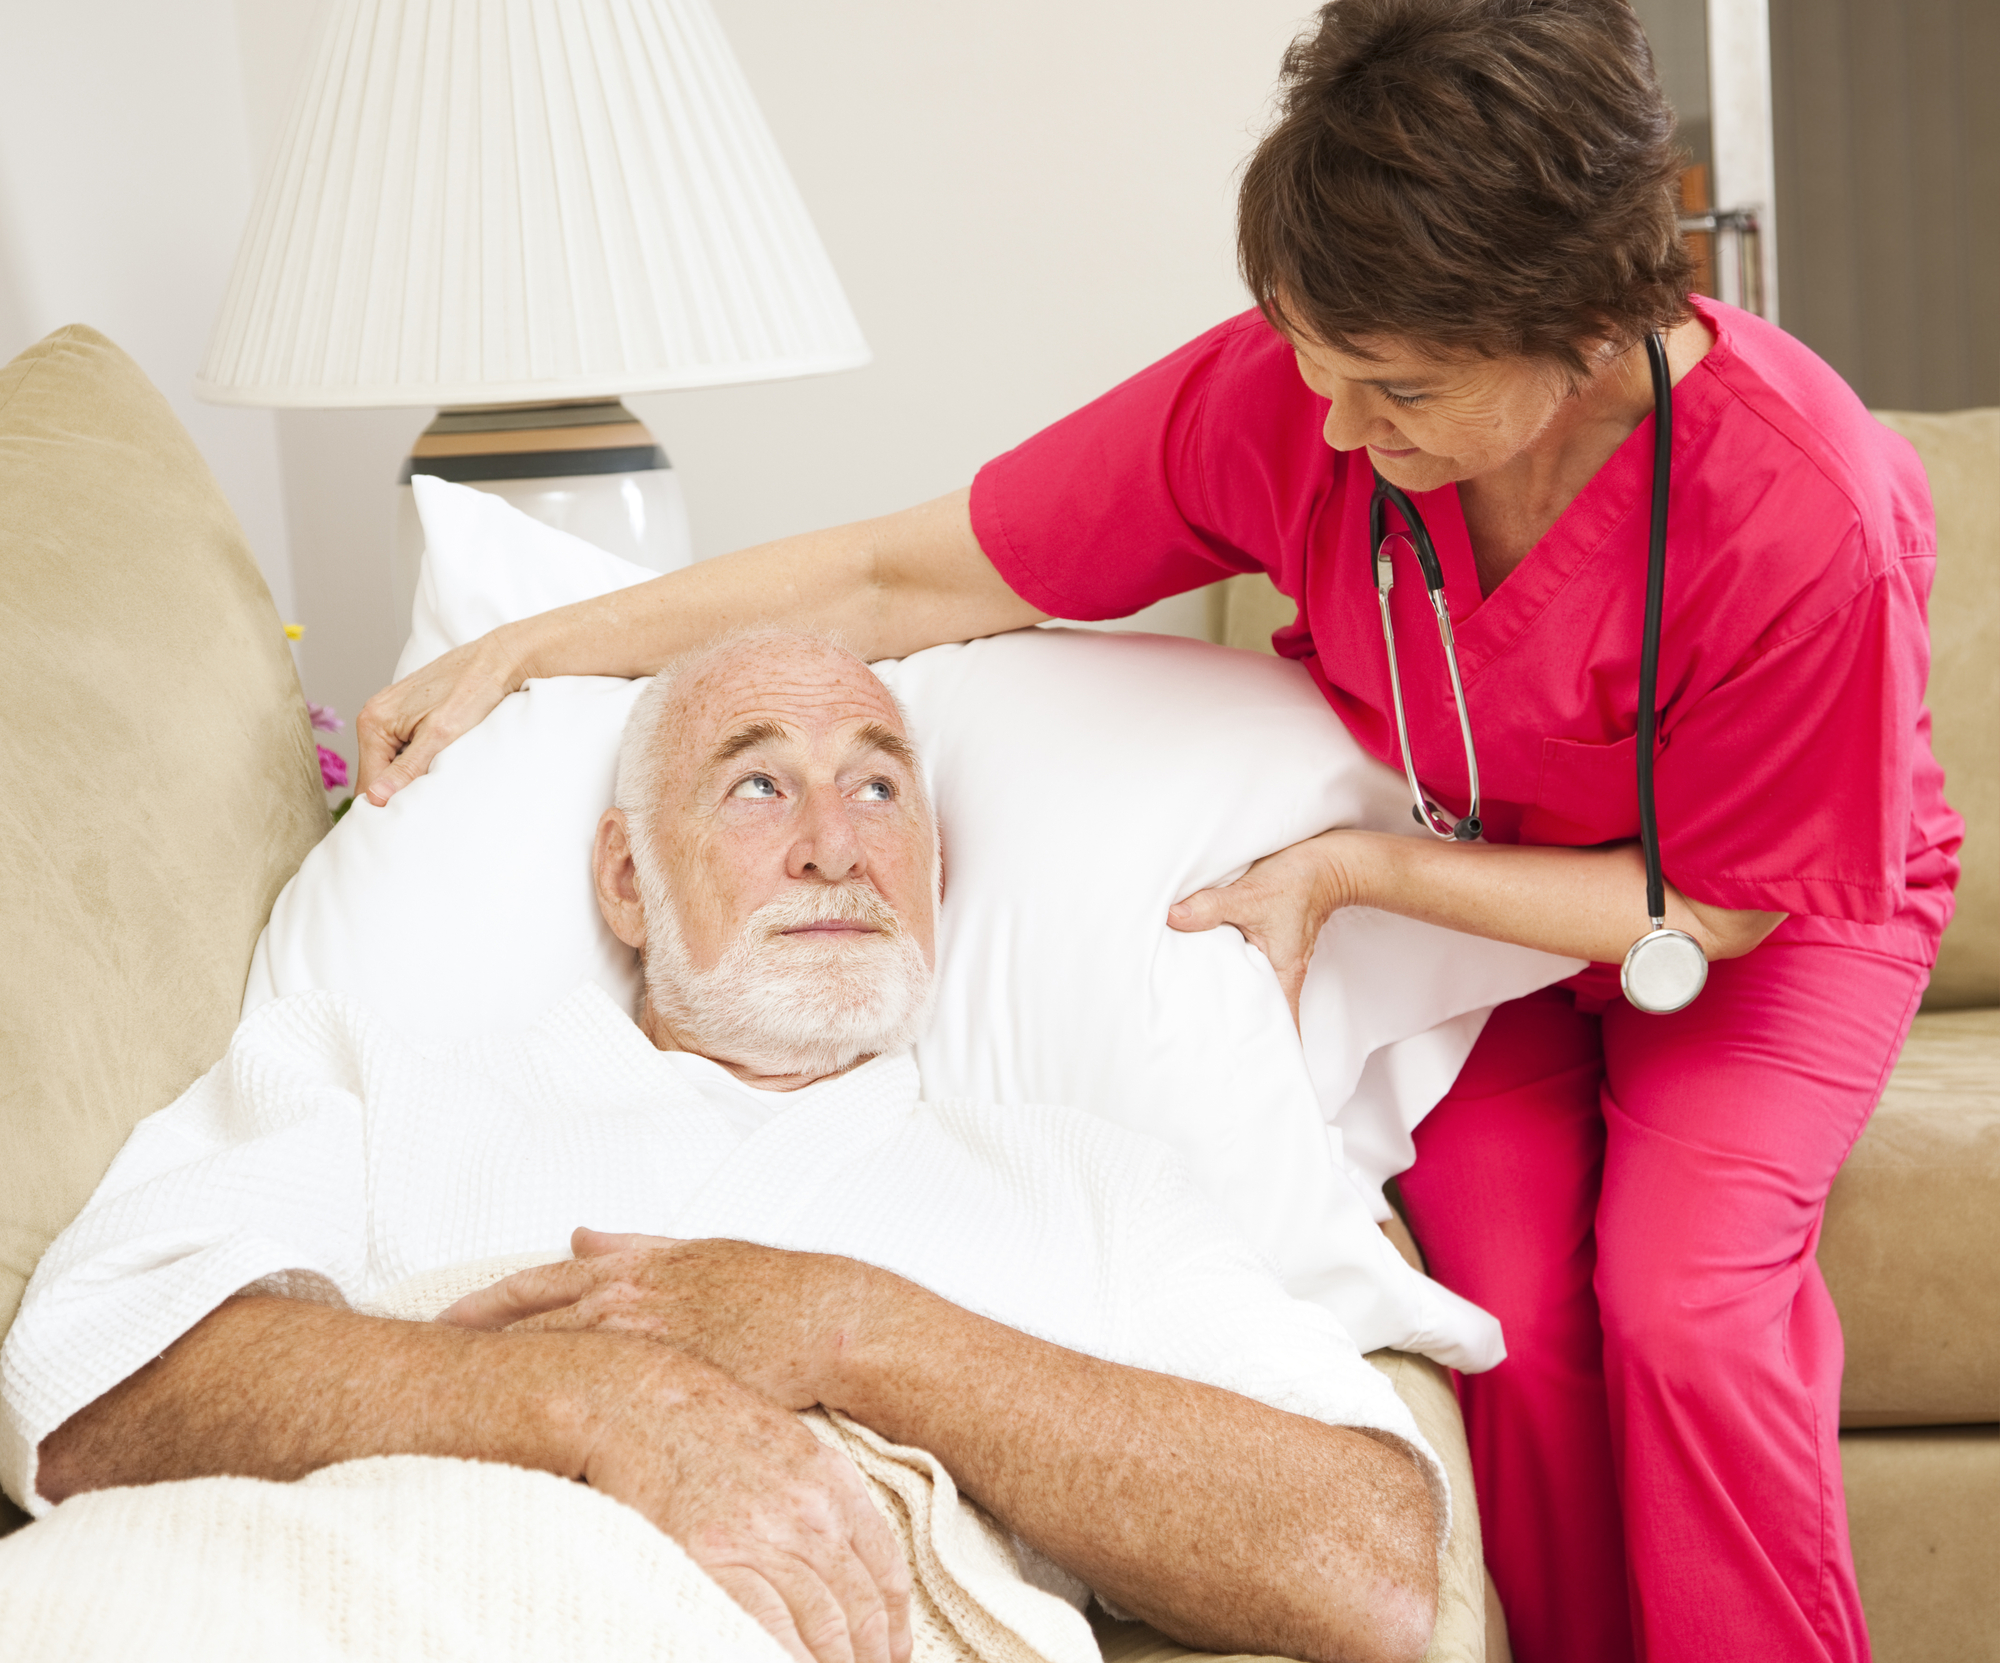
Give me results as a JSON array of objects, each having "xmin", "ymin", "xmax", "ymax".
[{"xmin": 1289, "ymin": 332, "xmax": 1574, "ymax": 495}]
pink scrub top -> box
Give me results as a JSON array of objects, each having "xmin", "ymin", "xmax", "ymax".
[{"xmin": 970, "ymin": 297, "xmax": 1960, "ymax": 962}]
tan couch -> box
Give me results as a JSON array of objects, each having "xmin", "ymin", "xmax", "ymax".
[{"xmin": 1, "ymin": 325, "xmax": 1991, "ymax": 1663}]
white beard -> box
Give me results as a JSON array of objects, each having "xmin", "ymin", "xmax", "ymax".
[{"xmin": 638, "ymin": 873, "xmax": 934, "ymax": 1080}]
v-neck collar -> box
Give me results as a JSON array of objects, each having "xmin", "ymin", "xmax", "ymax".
[
  {"xmin": 1408, "ymin": 302, "xmax": 1735, "ymax": 681},
  {"xmin": 672, "ymin": 1050, "xmax": 923, "ymax": 1241}
]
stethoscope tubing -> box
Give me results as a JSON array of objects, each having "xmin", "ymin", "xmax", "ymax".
[
  {"xmin": 1636, "ymin": 333, "xmax": 1673, "ymax": 931},
  {"xmin": 1366, "ymin": 331, "xmax": 1706, "ymax": 1011},
  {"xmin": 1370, "ymin": 474, "xmax": 1483, "ymax": 840}
]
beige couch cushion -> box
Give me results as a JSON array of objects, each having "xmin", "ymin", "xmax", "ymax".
[
  {"xmin": 1872, "ymin": 409, "xmax": 1999, "ymax": 1011},
  {"xmin": 1841, "ymin": 1426, "xmax": 2000, "ymax": 1663},
  {"xmin": 1821, "ymin": 1010, "xmax": 2000, "ymax": 1427},
  {"xmin": 0, "ymin": 326, "xmax": 327, "ymax": 1351}
]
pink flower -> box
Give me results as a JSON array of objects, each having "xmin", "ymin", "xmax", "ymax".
[
  {"xmin": 317, "ymin": 744, "xmax": 350, "ymax": 791},
  {"xmin": 308, "ymin": 702, "xmax": 344, "ymax": 734}
]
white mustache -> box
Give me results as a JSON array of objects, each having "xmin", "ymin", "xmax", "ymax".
[{"xmin": 749, "ymin": 882, "xmax": 903, "ymax": 938}]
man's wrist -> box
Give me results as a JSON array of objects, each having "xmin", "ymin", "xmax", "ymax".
[
  {"xmin": 813, "ymin": 1259, "xmax": 934, "ymax": 1425},
  {"xmin": 529, "ymin": 1330, "xmax": 699, "ymax": 1478}
]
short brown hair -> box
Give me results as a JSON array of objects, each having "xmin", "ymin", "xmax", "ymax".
[{"xmin": 1238, "ymin": 0, "xmax": 1694, "ymax": 375}]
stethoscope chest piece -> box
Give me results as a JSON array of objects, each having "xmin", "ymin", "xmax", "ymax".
[{"xmin": 1620, "ymin": 926, "xmax": 1708, "ymax": 1014}]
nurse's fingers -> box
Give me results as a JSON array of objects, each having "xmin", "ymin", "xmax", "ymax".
[
  {"xmin": 1169, "ymin": 868, "xmax": 1318, "ymax": 1030},
  {"xmin": 1166, "ymin": 886, "xmax": 1232, "ymax": 932}
]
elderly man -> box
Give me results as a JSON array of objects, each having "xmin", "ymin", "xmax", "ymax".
[{"xmin": 9, "ymin": 632, "xmax": 1440, "ymax": 1663}]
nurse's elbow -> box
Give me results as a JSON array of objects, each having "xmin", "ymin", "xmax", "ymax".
[{"xmin": 1680, "ymin": 899, "xmax": 1788, "ymax": 960}]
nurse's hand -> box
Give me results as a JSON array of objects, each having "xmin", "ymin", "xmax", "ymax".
[
  {"xmin": 1167, "ymin": 831, "xmax": 1365, "ymax": 1026},
  {"xmin": 356, "ymin": 630, "xmax": 524, "ymax": 806}
]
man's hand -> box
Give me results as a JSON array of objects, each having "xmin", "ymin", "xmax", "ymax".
[
  {"xmin": 441, "ymin": 1235, "xmax": 910, "ymax": 1663},
  {"xmin": 439, "ymin": 1230, "xmax": 874, "ymax": 1411},
  {"xmin": 590, "ymin": 1352, "xmax": 912, "ymax": 1663}
]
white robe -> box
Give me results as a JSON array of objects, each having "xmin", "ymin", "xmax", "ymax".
[{"xmin": 1, "ymin": 983, "xmax": 1447, "ymax": 1555}]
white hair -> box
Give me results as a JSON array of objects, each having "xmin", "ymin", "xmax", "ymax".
[{"xmin": 611, "ymin": 629, "xmax": 937, "ymax": 1075}]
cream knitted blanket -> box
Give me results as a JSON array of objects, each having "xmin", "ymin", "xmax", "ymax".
[{"xmin": 0, "ymin": 1255, "xmax": 1099, "ymax": 1663}]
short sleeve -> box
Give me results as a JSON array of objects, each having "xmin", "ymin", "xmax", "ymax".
[
  {"xmin": 969, "ymin": 313, "xmax": 1316, "ymax": 620},
  {"xmin": 1656, "ymin": 551, "xmax": 1936, "ymax": 921}
]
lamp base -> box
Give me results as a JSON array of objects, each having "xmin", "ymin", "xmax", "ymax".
[{"xmin": 393, "ymin": 400, "xmax": 695, "ymax": 638}]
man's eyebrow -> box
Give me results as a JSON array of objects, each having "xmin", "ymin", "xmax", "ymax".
[
  {"xmin": 706, "ymin": 720, "xmax": 790, "ymax": 772},
  {"xmin": 852, "ymin": 722, "xmax": 917, "ymax": 770}
]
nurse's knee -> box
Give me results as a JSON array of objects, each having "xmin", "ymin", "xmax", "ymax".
[{"xmin": 1593, "ymin": 1251, "xmax": 1766, "ymax": 1391}]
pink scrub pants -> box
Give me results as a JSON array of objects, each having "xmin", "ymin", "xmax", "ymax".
[{"xmin": 1397, "ymin": 938, "xmax": 1930, "ymax": 1663}]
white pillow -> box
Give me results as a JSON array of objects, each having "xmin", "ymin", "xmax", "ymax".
[
  {"xmin": 393, "ymin": 475, "xmax": 659, "ymax": 683},
  {"xmin": 249, "ymin": 477, "xmax": 1579, "ymax": 1367}
]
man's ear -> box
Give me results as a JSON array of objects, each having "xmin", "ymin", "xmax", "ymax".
[{"xmin": 594, "ymin": 808, "xmax": 648, "ymax": 951}]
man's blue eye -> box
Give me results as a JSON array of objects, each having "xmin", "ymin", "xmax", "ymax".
[
  {"xmin": 730, "ymin": 774, "xmax": 779, "ymax": 799},
  {"xmin": 857, "ymin": 780, "xmax": 894, "ymax": 801}
]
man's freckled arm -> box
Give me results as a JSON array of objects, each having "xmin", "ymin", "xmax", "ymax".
[
  {"xmin": 818, "ymin": 1276, "xmax": 1439, "ymax": 1663},
  {"xmin": 36, "ymin": 1296, "xmax": 645, "ymax": 1503},
  {"xmin": 37, "ymin": 1293, "xmax": 920, "ymax": 1663}
]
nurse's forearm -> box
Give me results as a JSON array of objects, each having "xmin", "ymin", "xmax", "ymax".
[
  {"xmin": 1341, "ymin": 833, "xmax": 1785, "ymax": 964},
  {"xmin": 359, "ymin": 487, "xmax": 1045, "ymax": 801},
  {"xmin": 502, "ymin": 488, "xmax": 1041, "ymax": 683}
]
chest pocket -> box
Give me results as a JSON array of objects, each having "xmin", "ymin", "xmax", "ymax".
[{"xmin": 1522, "ymin": 733, "xmax": 1641, "ymax": 847}]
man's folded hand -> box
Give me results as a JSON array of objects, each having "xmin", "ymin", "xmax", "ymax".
[
  {"xmin": 440, "ymin": 1230, "xmax": 885, "ymax": 1412},
  {"xmin": 586, "ymin": 1345, "xmax": 912, "ymax": 1663},
  {"xmin": 440, "ymin": 1234, "xmax": 911, "ymax": 1663}
]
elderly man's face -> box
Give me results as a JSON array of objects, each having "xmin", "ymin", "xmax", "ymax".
[{"xmin": 596, "ymin": 636, "xmax": 938, "ymax": 1085}]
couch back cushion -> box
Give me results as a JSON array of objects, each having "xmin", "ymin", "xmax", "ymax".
[
  {"xmin": 1874, "ymin": 409, "xmax": 1998, "ymax": 1010},
  {"xmin": 0, "ymin": 326, "xmax": 328, "ymax": 1344}
]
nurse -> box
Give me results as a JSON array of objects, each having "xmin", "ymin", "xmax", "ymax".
[{"xmin": 357, "ymin": 1, "xmax": 1959, "ymax": 1658}]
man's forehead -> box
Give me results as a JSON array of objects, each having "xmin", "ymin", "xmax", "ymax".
[{"xmin": 674, "ymin": 648, "xmax": 907, "ymax": 766}]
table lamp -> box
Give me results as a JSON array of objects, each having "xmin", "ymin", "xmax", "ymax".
[{"xmin": 196, "ymin": 0, "xmax": 869, "ymax": 604}]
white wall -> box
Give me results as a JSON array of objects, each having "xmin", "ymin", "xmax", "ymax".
[
  {"xmin": 6, "ymin": 0, "xmax": 1317, "ymax": 774},
  {"xmin": 641, "ymin": 1, "xmax": 1312, "ymax": 556},
  {"xmin": 0, "ymin": 0, "xmax": 297, "ymax": 620}
]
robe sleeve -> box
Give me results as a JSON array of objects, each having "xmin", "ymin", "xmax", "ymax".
[{"xmin": 1107, "ymin": 1155, "xmax": 1451, "ymax": 1547}]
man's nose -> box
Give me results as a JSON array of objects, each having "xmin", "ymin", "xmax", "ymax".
[{"xmin": 788, "ymin": 785, "xmax": 865, "ymax": 881}]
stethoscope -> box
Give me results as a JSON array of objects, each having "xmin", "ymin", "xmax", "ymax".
[{"xmin": 1367, "ymin": 333, "xmax": 1707, "ymax": 1015}]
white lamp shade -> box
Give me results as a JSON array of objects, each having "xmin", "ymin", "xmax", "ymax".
[{"xmin": 198, "ymin": 0, "xmax": 870, "ymax": 408}]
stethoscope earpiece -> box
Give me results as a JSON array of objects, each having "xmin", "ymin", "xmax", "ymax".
[{"xmin": 1369, "ymin": 331, "xmax": 1707, "ymax": 1013}]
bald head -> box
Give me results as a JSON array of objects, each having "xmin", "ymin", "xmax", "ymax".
[{"xmin": 596, "ymin": 630, "xmax": 938, "ymax": 1088}]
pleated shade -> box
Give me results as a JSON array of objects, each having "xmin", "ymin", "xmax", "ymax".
[{"xmin": 198, "ymin": 0, "xmax": 869, "ymax": 408}]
